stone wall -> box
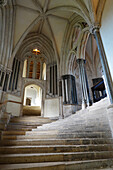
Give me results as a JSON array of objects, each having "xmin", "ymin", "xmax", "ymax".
[
  {"xmin": 100, "ymin": 0, "xmax": 113, "ymax": 82},
  {"xmin": 44, "ymin": 98, "xmax": 59, "ymax": 118},
  {"xmin": 6, "ymin": 94, "xmax": 22, "ymax": 116}
]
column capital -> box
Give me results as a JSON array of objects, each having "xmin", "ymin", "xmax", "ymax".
[
  {"xmin": 89, "ymin": 24, "xmax": 100, "ymax": 34},
  {"xmin": 6, "ymin": 68, "xmax": 12, "ymax": 74},
  {"xmin": 0, "ymin": 64, "xmax": 4, "ymax": 71},
  {"xmin": 76, "ymin": 58, "xmax": 86, "ymax": 64},
  {"xmin": 0, "ymin": 0, "xmax": 7, "ymax": 7}
]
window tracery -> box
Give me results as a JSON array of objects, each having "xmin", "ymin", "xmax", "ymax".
[{"xmin": 22, "ymin": 52, "xmax": 46, "ymax": 80}]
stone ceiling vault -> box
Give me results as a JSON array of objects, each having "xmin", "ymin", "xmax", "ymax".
[{"xmin": 13, "ymin": 0, "xmax": 106, "ymax": 61}]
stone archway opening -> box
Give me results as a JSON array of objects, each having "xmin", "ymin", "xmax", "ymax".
[{"xmin": 23, "ymin": 84, "xmax": 42, "ymax": 116}]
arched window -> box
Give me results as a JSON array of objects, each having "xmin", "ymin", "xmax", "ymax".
[
  {"xmin": 22, "ymin": 48, "xmax": 46, "ymax": 80},
  {"xmin": 29, "ymin": 61, "xmax": 33, "ymax": 78},
  {"xmin": 37, "ymin": 62, "xmax": 40, "ymax": 79},
  {"xmin": 23, "ymin": 59, "xmax": 27, "ymax": 77},
  {"xmin": 42, "ymin": 62, "xmax": 46, "ymax": 80}
]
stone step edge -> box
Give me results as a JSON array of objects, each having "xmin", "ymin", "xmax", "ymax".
[
  {"xmin": 2, "ymin": 134, "xmax": 112, "ymax": 139},
  {"xmin": 0, "ymin": 144, "xmax": 113, "ymax": 149},
  {"xmin": 0, "ymin": 138, "xmax": 113, "ymax": 142},
  {"xmin": 0, "ymin": 158, "xmax": 113, "ymax": 170},
  {"xmin": 11, "ymin": 116, "xmax": 52, "ymax": 119},
  {"xmin": 0, "ymin": 150, "xmax": 113, "ymax": 157},
  {"xmin": 2, "ymin": 132, "xmax": 112, "ymax": 136}
]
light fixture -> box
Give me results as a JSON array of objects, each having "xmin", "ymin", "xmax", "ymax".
[
  {"xmin": 33, "ymin": 49, "xmax": 40, "ymax": 52},
  {"xmin": 33, "ymin": 49, "xmax": 40, "ymax": 55}
]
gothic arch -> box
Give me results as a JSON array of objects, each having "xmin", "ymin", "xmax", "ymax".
[
  {"xmin": 8, "ymin": 33, "xmax": 56, "ymax": 68},
  {"xmin": 60, "ymin": 14, "xmax": 85, "ymax": 75},
  {"xmin": 22, "ymin": 81, "xmax": 45, "ymax": 117}
]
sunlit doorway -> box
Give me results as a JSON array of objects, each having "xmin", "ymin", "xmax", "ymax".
[{"xmin": 23, "ymin": 84, "xmax": 42, "ymax": 116}]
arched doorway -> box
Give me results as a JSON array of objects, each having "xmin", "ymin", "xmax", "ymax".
[{"xmin": 23, "ymin": 84, "xmax": 42, "ymax": 116}]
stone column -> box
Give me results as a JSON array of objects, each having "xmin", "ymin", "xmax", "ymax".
[
  {"xmin": 49, "ymin": 66, "xmax": 52, "ymax": 93},
  {"xmin": 61, "ymin": 75, "xmax": 77, "ymax": 118},
  {"xmin": 62, "ymin": 75, "xmax": 77, "ymax": 105},
  {"xmin": 62, "ymin": 78, "xmax": 66, "ymax": 104},
  {"xmin": 3, "ymin": 72, "xmax": 9, "ymax": 92},
  {"xmin": 51, "ymin": 65, "xmax": 54, "ymax": 94},
  {"xmin": 93, "ymin": 27, "xmax": 113, "ymax": 104},
  {"xmin": 1, "ymin": 71, "xmax": 6, "ymax": 90},
  {"xmin": 0, "ymin": 69, "xmax": 2, "ymax": 81},
  {"xmin": 54, "ymin": 65, "xmax": 56, "ymax": 95},
  {"xmin": 77, "ymin": 59, "xmax": 91, "ymax": 109},
  {"xmin": 13, "ymin": 60, "xmax": 19, "ymax": 91},
  {"xmin": 0, "ymin": 68, "xmax": 3, "ymax": 88},
  {"xmin": 59, "ymin": 80, "xmax": 64, "ymax": 118},
  {"xmin": 11, "ymin": 59, "xmax": 18, "ymax": 91},
  {"xmin": 7, "ymin": 71, "xmax": 11, "ymax": 92}
]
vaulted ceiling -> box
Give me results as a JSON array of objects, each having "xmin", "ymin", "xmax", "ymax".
[{"xmin": 14, "ymin": 0, "xmax": 106, "ymax": 60}]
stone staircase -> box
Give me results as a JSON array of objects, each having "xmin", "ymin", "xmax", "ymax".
[{"xmin": 0, "ymin": 98, "xmax": 113, "ymax": 169}]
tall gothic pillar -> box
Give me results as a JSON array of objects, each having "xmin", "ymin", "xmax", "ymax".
[
  {"xmin": 77, "ymin": 59, "xmax": 92, "ymax": 109},
  {"xmin": 93, "ymin": 27, "xmax": 113, "ymax": 104}
]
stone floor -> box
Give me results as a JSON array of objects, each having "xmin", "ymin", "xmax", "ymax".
[{"xmin": 23, "ymin": 106, "xmax": 41, "ymax": 116}]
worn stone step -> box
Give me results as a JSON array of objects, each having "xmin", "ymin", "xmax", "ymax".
[
  {"xmin": 10, "ymin": 117, "xmax": 52, "ymax": 124},
  {"xmin": 0, "ymin": 138, "xmax": 113, "ymax": 146},
  {"xmin": 0, "ymin": 159, "xmax": 113, "ymax": 170},
  {"xmin": 0, "ymin": 144, "xmax": 113, "ymax": 154},
  {"xmin": 33, "ymin": 128, "xmax": 111, "ymax": 132},
  {"xmin": 28, "ymin": 130, "xmax": 111, "ymax": 135},
  {"xmin": 11, "ymin": 116, "xmax": 51, "ymax": 120},
  {"xmin": 0, "ymin": 151, "xmax": 113, "ymax": 164},
  {"xmin": 2, "ymin": 132, "xmax": 111, "ymax": 140},
  {"xmin": 7, "ymin": 125, "xmax": 38, "ymax": 129},
  {"xmin": 36, "ymin": 124, "xmax": 111, "ymax": 131},
  {"xmin": 5, "ymin": 128, "xmax": 32, "ymax": 131},
  {"xmin": 2, "ymin": 131, "xmax": 26, "ymax": 135},
  {"xmin": 8, "ymin": 122, "xmax": 43, "ymax": 126},
  {"xmin": 57, "ymin": 132, "xmax": 112, "ymax": 138}
]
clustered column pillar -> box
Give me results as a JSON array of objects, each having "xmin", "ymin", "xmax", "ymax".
[
  {"xmin": 12, "ymin": 60, "xmax": 20, "ymax": 91},
  {"xmin": 8, "ymin": 58, "xmax": 20, "ymax": 92},
  {"xmin": 62, "ymin": 74, "xmax": 77, "ymax": 105},
  {"xmin": 0, "ymin": 68, "xmax": 11, "ymax": 92},
  {"xmin": 49, "ymin": 65, "xmax": 58, "ymax": 96},
  {"xmin": 77, "ymin": 59, "xmax": 92, "ymax": 109},
  {"xmin": 93, "ymin": 27, "xmax": 113, "ymax": 104}
]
